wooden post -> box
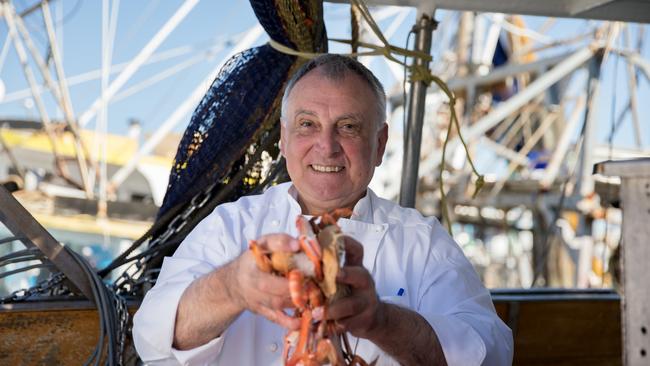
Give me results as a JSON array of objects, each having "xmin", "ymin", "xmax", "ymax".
[{"xmin": 595, "ymin": 158, "xmax": 650, "ymax": 366}]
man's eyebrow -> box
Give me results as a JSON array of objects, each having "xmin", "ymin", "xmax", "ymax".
[
  {"xmin": 294, "ymin": 109, "xmax": 317, "ymax": 118},
  {"xmin": 336, "ymin": 113, "xmax": 363, "ymax": 122}
]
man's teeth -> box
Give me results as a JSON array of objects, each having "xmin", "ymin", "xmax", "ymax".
[{"xmin": 311, "ymin": 164, "xmax": 343, "ymax": 172}]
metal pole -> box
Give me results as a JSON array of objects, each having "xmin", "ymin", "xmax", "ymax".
[
  {"xmin": 40, "ymin": 0, "xmax": 96, "ymax": 198},
  {"xmin": 2, "ymin": 2, "xmax": 79, "ymax": 188},
  {"xmin": 12, "ymin": 2, "xmax": 94, "ymax": 197},
  {"xmin": 11, "ymin": 8, "xmax": 64, "ymax": 105},
  {"xmin": 623, "ymin": 28, "xmax": 643, "ymax": 148},
  {"xmin": 399, "ymin": 8, "xmax": 436, "ymax": 208},
  {"xmin": 576, "ymin": 53, "xmax": 603, "ymax": 198},
  {"xmin": 97, "ymin": 0, "xmax": 112, "ymax": 218},
  {"xmin": 78, "ymin": 0, "xmax": 200, "ymax": 127},
  {"xmin": 617, "ymin": 49, "xmax": 650, "ymax": 83},
  {"xmin": 448, "ymin": 52, "xmax": 568, "ymax": 90},
  {"xmin": 540, "ymin": 95, "xmax": 586, "ymax": 189}
]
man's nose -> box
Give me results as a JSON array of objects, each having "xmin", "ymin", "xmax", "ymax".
[{"xmin": 315, "ymin": 129, "xmax": 341, "ymax": 156}]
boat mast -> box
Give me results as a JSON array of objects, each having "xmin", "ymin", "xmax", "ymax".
[{"xmin": 399, "ymin": 4, "xmax": 436, "ymax": 208}]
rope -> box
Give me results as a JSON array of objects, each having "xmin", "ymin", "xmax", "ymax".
[
  {"xmin": 267, "ymin": 39, "xmax": 323, "ymax": 59},
  {"xmin": 408, "ymin": 64, "xmax": 484, "ymax": 230},
  {"xmin": 350, "ymin": 3, "xmax": 361, "ymax": 57},
  {"xmin": 268, "ymin": 0, "xmax": 429, "ymax": 62}
]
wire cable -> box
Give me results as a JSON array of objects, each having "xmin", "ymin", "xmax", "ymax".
[{"xmin": 65, "ymin": 246, "xmax": 127, "ymax": 366}]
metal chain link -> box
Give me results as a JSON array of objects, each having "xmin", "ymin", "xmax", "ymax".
[
  {"xmin": 114, "ymin": 291, "xmax": 129, "ymax": 366},
  {"xmin": 0, "ymin": 271, "xmax": 66, "ymax": 303},
  {"xmin": 113, "ymin": 182, "xmax": 217, "ymax": 295}
]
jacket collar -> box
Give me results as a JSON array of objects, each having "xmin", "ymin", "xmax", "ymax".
[{"xmin": 285, "ymin": 183, "xmax": 377, "ymax": 223}]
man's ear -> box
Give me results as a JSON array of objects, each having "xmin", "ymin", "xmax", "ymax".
[
  {"xmin": 375, "ymin": 122, "xmax": 388, "ymax": 166},
  {"xmin": 279, "ymin": 121, "xmax": 286, "ymax": 157}
]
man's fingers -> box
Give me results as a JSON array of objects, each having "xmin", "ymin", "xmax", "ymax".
[
  {"xmin": 258, "ymin": 307, "xmax": 300, "ymax": 330},
  {"xmin": 335, "ymin": 314, "xmax": 369, "ymax": 334},
  {"xmin": 326, "ymin": 295, "xmax": 367, "ymax": 321},
  {"xmin": 255, "ymin": 272, "xmax": 291, "ymax": 297},
  {"xmin": 255, "ymin": 233, "xmax": 300, "ymax": 252},
  {"xmin": 337, "ymin": 266, "xmax": 371, "ymax": 289},
  {"xmin": 343, "ymin": 236, "xmax": 364, "ymax": 266},
  {"xmin": 259, "ymin": 292, "xmax": 291, "ymax": 311}
]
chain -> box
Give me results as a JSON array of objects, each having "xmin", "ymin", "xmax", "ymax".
[
  {"xmin": 113, "ymin": 182, "xmax": 217, "ymax": 295},
  {"xmin": 113, "ymin": 291, "xmax": 129, "ymax": 366},
  {"xmin": 112, "ymin": 127, "xmax": 282, "ymax": 296},
  {"xmin": 0, "ymin": 271, "xmax": 66, "ymax": 303}
]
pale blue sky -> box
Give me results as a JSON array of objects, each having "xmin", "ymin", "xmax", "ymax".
[{"xmin": 0, "ymin": 0, "xmax": 647, "ymax": 152}]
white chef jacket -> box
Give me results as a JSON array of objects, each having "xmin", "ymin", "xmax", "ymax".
[{"xmin": 133, "ymin": 183, "xmax": 513, "ymax": 365}]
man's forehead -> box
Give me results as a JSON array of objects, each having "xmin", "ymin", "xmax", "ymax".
[
  {"xmin": 287, "ymin": 72, "xmax": 372, "ymax": 104},
  {"xmin": 297, "ymin": 67, "xmax": 358, "ymax": 86}
]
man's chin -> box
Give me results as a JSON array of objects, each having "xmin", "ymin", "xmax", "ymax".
[{"xmin": 297, "ymin": 188, "xmax": 352, "ymax": 211}]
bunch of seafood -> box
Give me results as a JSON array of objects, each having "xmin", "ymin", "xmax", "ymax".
[{"xmin": 249, "ymin": 209, "xmax": 373, "ymax": 366}]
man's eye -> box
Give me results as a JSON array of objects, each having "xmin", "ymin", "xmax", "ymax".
[
  {"xmin": 299, "ymin": 120, "xmax": 314, "ymax": 128},
  {"xmin": 339, "ymin": 123, "xmax": 359, "ymax": 134}
]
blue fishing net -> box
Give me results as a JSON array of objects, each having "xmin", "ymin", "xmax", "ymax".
[
  {"xmin": 157, "ymin": 0, "xmax": 327, "ymax": 218},
  {"xmin": 158, "ymin": 45, "xmax": 295, "ymax": 216}
]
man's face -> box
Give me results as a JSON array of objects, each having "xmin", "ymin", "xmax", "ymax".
[{"xmin": 280, "ymin": 69, "xmax": 388, "ymax": 215}]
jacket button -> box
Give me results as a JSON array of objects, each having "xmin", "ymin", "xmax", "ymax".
[{"xmin": 268, "ymin": 342, "xmax": 279, "ymax": 352}]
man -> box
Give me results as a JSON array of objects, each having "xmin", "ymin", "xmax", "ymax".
[{"xmin": 133, "ymin": 54, "xmax": 513, "ymax": 365}]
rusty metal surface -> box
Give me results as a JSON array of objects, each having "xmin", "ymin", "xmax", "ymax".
[
  {"xmin": 0, "ymin": 302, "xmax": 139, "ymax": 365},
  {"xmin": 0, "ymin": 308, "xmax": 99, "ymax": 365}
]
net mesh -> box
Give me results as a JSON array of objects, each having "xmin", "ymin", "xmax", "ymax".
[{"xmin": 158, "ymin": 0, "xmax": 327, "ymax": 218}]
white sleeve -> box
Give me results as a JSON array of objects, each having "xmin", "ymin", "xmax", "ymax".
[
  {"xmin": 418, "ymin": 225, "xmax": 514, "ymax": 366},
  {"xmin": 132, "ymin": 208, "xmax": 243, "ymax": 365}
]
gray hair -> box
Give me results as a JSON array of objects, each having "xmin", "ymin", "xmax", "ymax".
[{"xmin": 280, "ymin": 54, "xmax": 386, "ymax": 128}]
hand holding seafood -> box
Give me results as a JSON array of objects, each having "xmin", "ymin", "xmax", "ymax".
[{"xmin": 249, "ymin": 209, "xmax": 373, "ymax": 366}]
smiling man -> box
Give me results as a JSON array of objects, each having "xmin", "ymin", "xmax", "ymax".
[
  {"xmin": 133, "ymin": 55, "xmax": 513, "ymax": 365},
  {"xmin": 280, "ymin": 58, "xmax": 388, "ymax": 215}
]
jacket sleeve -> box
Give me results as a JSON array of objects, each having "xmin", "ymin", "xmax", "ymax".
[
  {"xmin": 132, "ymin": 208, "xmax": 243, "ymax": 365},
  {"xmin": 417, "ymin": 221, "xmax": 514, "ymax": 366}
]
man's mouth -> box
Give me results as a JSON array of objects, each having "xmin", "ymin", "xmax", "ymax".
[{"xmin": 310, "ymin": 164, "xmax": 344, "ymax": 173}]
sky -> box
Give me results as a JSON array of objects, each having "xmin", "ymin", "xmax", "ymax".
[{"xmin": 0, "ymin": 0, "xmax": 648, "ymax": 159}]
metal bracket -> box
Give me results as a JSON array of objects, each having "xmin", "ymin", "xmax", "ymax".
[{"xmin": 0, "ymin": 185, "xmax": 95, "ymax": 302}]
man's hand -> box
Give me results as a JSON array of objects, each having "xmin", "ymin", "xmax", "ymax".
[
  {"xmin": 230, "ymin": 234, "xmax": 301, "ymax": 330},
  {"xmin": 325, "ymin": 236, "xmax": 448, "ymax": 365},
  {"xmin": 174, "ymin": 233, "xmax": 300, "ymax": 350},
  {"xmin": 326, "ymin": 237, "xmax": 386, "ymax": 339}
]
